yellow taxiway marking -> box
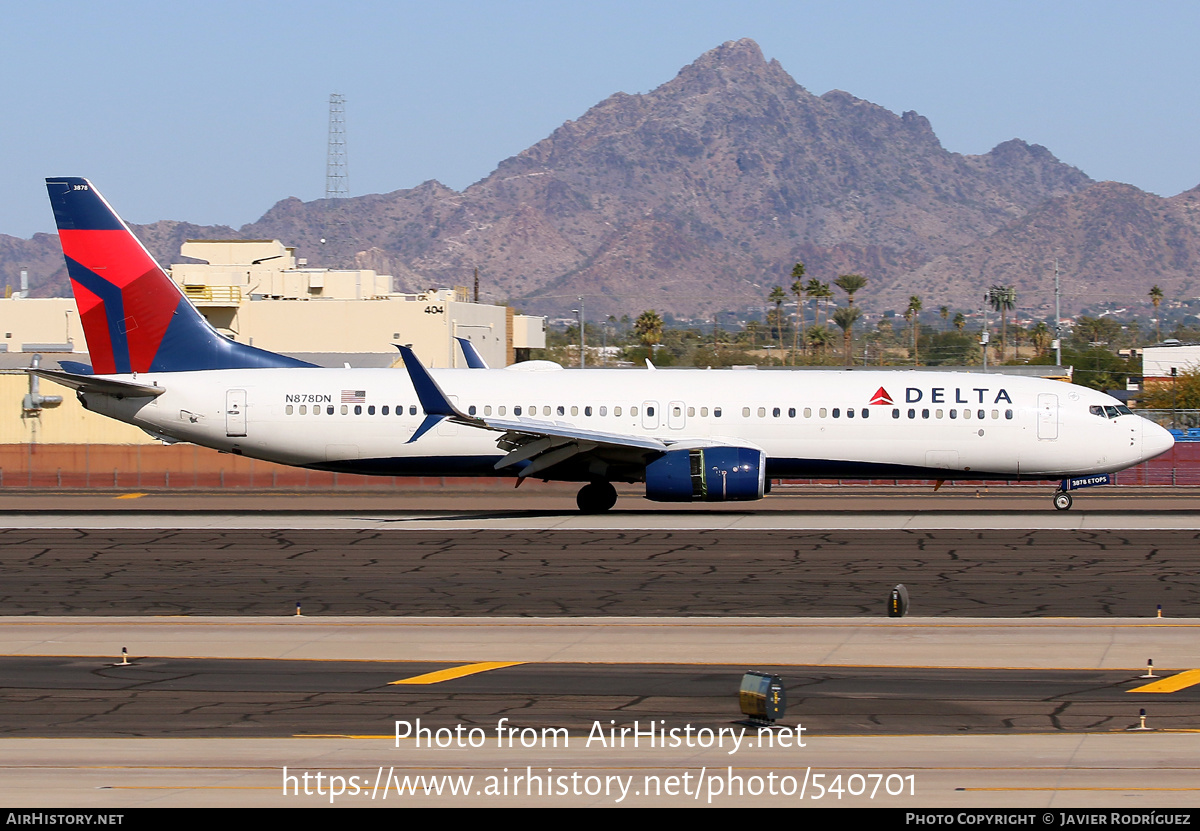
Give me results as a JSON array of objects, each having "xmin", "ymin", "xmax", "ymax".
[
  {"xmin": 390, "ymin": 661, "xmax": 525, "ymax": 685},
  {"xmin": 1127, "ymin": 668, "xmax": 1200, "ymax": 693},
  {"xmin": 114, "ymin": 493, "xmax": 146, "ymax": 499}
]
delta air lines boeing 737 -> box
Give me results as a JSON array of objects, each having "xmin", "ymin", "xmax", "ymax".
[{"xmin": 34, "ymin": 178, "xmax": 1173, "ymax": 512}]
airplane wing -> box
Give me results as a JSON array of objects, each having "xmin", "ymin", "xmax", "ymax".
[
  {"xmin": 28, "ymin": 368, "xmax": 166, "ymax": 398},
  {"xmin": 396, "ymin": 346, "xmax": 668, "ymax": 479}
]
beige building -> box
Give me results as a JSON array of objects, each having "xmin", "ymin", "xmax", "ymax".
[
  {"xmin": 0, "ymin": 238, "xmax": 546, "ymax": 448},
  {"xmin": 0, "ymin": 238, "xmax": 544, "ymax": 368}
]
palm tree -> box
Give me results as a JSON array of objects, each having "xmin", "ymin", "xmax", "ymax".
[
  {"xmin": 1031, "ymin": 321, "xmax": 1051, "ymax": 357},
  {"xmin": 953, "ymin": 312, "xmax": 966, "ymax": 332},
  {"xmin": 986, "ymin": 286, "xmax": 1016, "ymax": 362},
  {"xmin": 790, "ymin": 262, "xmax": 806, "ymax": 362},
  {"xmin": 745, "ymin": 319, "xmax": 761, "ymax": 349},
  {"xmin": 833, "ymin": 306, "xmax": 862, "ymax": 367},
  {"xmin": 634, "ymin": 309, "xmax": 663, "ymax": 355},
  {"xmin": 939, "ymin": 305, "xmax": 950, "ymax": 330},
  {"xmin": 806, "ymin": 324, "xmax": 833, "ymax": 358},
  {"xmin": 833, "ymin": 273, "xmax": 868, "ymax": 306},
  {"xmin": 1149, "ymin": 285, "xmax": 1164, "ymax": 343},
  {"xmin": 805, "ymin": 278, "xmax": 832, "ymax": 328},
  {"xmin": 768, "ymin": 285, "xmax": 787, "ymax": 352},
  {"xmin": 906, "ymin": 295, "xmax": 923, "ymax": 364}
]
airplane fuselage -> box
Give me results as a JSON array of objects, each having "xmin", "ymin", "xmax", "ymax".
[{"xmin": 82, "ymin": 365, "xmax": 1168, "ymax": 484}]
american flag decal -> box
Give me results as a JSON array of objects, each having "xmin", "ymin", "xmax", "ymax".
[{"xmin": 341, "ymin": 390, "xmax": 366, "ymax": 403}]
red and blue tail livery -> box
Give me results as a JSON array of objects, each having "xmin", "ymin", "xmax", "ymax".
[{"xmin": 45, "ymin": 177, "xmax": 311, "ymax": 374}]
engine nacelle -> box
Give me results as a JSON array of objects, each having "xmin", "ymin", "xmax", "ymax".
[{"xmin": 644, "ymin": 446, "xmax": 766, "ymax": 502}]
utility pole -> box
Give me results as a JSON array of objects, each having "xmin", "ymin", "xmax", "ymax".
[
  {"xmin": 1054, "ymin": 259, "xmax": 1062, "ymax": 367},
  {"xmin": 573, "ymin": 297, "xmax": 585, "ymax": 369},
  {"xmin": 981, "ymin": 298, "xmax": 990, "ymax": 373}
]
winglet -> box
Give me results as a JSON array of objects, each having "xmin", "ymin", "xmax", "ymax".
[
  {"xmin": 395, "ymin": 345, "xmax": 460, "ymax": 417},
  {"xmin": 455, "ymin": 337, "xmax": 489, "ymax": 369}
]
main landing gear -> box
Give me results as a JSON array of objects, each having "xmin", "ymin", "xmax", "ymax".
[
  {"xmin": 1052, "ymin": 491, "xmax": 1073, "ymax": 511},
  {"xmin": 577, "ymin": 481, "xmax": 617, "ymax": 513}
]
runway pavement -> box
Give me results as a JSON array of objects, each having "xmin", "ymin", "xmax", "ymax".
[{"xmin": 3, "ymin": 490, "xmax": 1200, "ymax": 807}]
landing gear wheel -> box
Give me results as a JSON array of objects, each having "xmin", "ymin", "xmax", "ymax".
[
  {"xmin": 576, "ymin": 481, "xmax": 618, "ymax": 513},
  {"xmin": 1053, "ymin": 492, "xmax": 1073, "ymax": 511}
]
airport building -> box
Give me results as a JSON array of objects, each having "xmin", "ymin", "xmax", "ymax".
[{"xmin": 0, "ymin": 239, "xmax": 545, "ymax": 468}]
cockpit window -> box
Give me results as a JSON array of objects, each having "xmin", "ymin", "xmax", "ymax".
[
  {"xmin": 1116, "ymin": 405, "xmax": 1133, "ymax": 415},
  {"xmin": 1104, "ymin": 406, "xmax": 1120, "ymax": 418},
  {"xmin": 1090, "ymin": 405, "xmax": 1104, "ymax": 417}
]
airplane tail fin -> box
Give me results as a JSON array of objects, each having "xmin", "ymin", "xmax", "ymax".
[{"xmin": 45, "ymin": 177, "xmax": 313, "ymax": 373}]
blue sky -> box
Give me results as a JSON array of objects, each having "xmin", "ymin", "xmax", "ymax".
[{"xmin": 3, "ymin": 0, "xmax": 1198, "ymax": 237}]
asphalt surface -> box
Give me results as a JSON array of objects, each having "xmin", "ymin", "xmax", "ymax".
[
  {"xmin": 2, "ymin": 657, "xmax": 1193, "ymax": 738},
  {"xmin": 1, "ymin": 527, "xmax": 1197, "ymax": 617}
]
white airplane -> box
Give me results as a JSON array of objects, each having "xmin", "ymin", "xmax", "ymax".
[{"xmin": 35, "ymin": 177, "xmax": 1173, "ymax": 512}]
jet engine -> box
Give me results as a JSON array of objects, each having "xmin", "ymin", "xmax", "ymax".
[{"xmin": 644, "ymin": 446, "xmax": 766, "ymax": 502}]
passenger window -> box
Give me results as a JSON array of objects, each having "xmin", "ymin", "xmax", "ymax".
[
  {"xmin": 630, "ymin": 407, "xmax": 638, "ymax": 416},
  {"xmin": 788, "ymin": 408, "xmax": 796, "ymax": 418},
  {"xmin": 700, "ymin": 407, "xmax": 708, "ymax": 417},
  {"xmin": 819, "ymin": 408, "xmax": 828, "ymax": 418},
  {"xmin": 468, "ymin": 405, "xmax": 476, "ymax": 415},
  {"xmin": 908, "ymin": 409, "xmax": 915, "ymax": 419},
  {"xmin": 892, "ymin": 408, "xmax": 900, "ymax": 419},
  {"xmin": 369, "ymin": 405, "xmax": 376, "ymax": 415},
  {"xmin": 341, "ymin": 405, "xmax": 348, "ymax": 415},
  {"xmin": 977, "ymin": 409, "xmax": 985, "ymax": 419},
  {"xmin": 922, "ymin": 409, "xmax": 929, "ymax": 419},
  {"xmin": 1005, "ymin": 409, "xmax": 1013, "ymax": 419},
  {"xmin": 585, "ymin": 406, "xmax": 592, "ymax": 416},
  {"xmin": 483, "ymin": 405, "xmax": 490, "ymax": 416},
  {"xmin": 935, "ymin": 409, "xmax": 943, "ymax": 419},
  {"xmin": 647, "ymin": 406, "xmax": 654, "ymax": 417},
  {"xmin": 286, "ymin": 405, "xmax": 294, "ymax": 415},
  {"xmin": 600, "ymin": 406, "xmax": 608, "ymax": 416},
  {"xmin": 846, "ymin": 407, "xmax": 854, "ymax": 418},
  {"xmin": 861, "ymin": 408, "xmax": 869, "ymax": 419},
  {"xmin": 515, "ymin": 406, "xmax": 523, "ymax": 416},
  {"xmin": 963, "ymin": 409, "xmax": 971, "ymax": 420},
  {"xmin": 498, "ymin": 406, "xmax": 506, "ymax": 416},
  {"xmin": 382, "ymin": 405, "xmax": 389, "ymax": 415},
  {"xmin": 991, "ymin": 409, "xmax": 999, "ymax": 419},
  {"xmin": 714, "ymin": 407, "xmax": 722, "ymax": 418},
  {"xmin": 557, "ymin": 405, "xmax": 565, "ymax": 416},
  {"xmin": 757, "ymin": 407, "xmax": 766, "ymax": 418},
  {"xmin": 687, "ymin": 407, "xmax": 694, "ymax": 417},
  {"xmin": 804, "ymin": 408, "xmax": 812, "ymax": 418},
  {"xmin": 409, "ymin": 405, "xmax": 417, "ymax": 416},
  {"xmin": 354, "ymin": 405, "xmax": 362, "ymax": 415},
  {"xmin": 571, "ymin": 406, "xmax": 579, "ymax": 416},
  {"xmin": 743, "ymin": 407, "xmax": 751, "ymax": 418},
  {"xmin": 615, "ymin": 407, "xmax": 622, "ymax": 416},
  {"xmin": 328, "ymin": 406, "xmax": 335, "ymax": 415},
  {"xmin": 772, "ymin": 407, "xmax": 780, "ymax": 417},
  {"xmin": 949, "ymin": 409, "xmax": 957, "ymax": 419},
  {"xmin": 543, "ymin": 406, "xmax": 551, "ymax": 416}
]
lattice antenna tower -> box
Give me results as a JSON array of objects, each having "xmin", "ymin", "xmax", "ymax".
[{"xmin": 325, "ymin": 94, "xmax": 349, "ymax": 199}]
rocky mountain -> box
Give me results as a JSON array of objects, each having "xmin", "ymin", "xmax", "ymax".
[{"xmin": 9, "ymin": 39, "xmax": 1197, "ymax": 319}]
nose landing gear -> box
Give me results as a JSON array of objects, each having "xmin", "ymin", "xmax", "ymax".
[
  {"xmin": 577, "ymin": 481, "xmax": 618, "ymax": 513},
  {"xmin": 1052, "ymin": 491, "xmax": 1073, "ymax": 511}
]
